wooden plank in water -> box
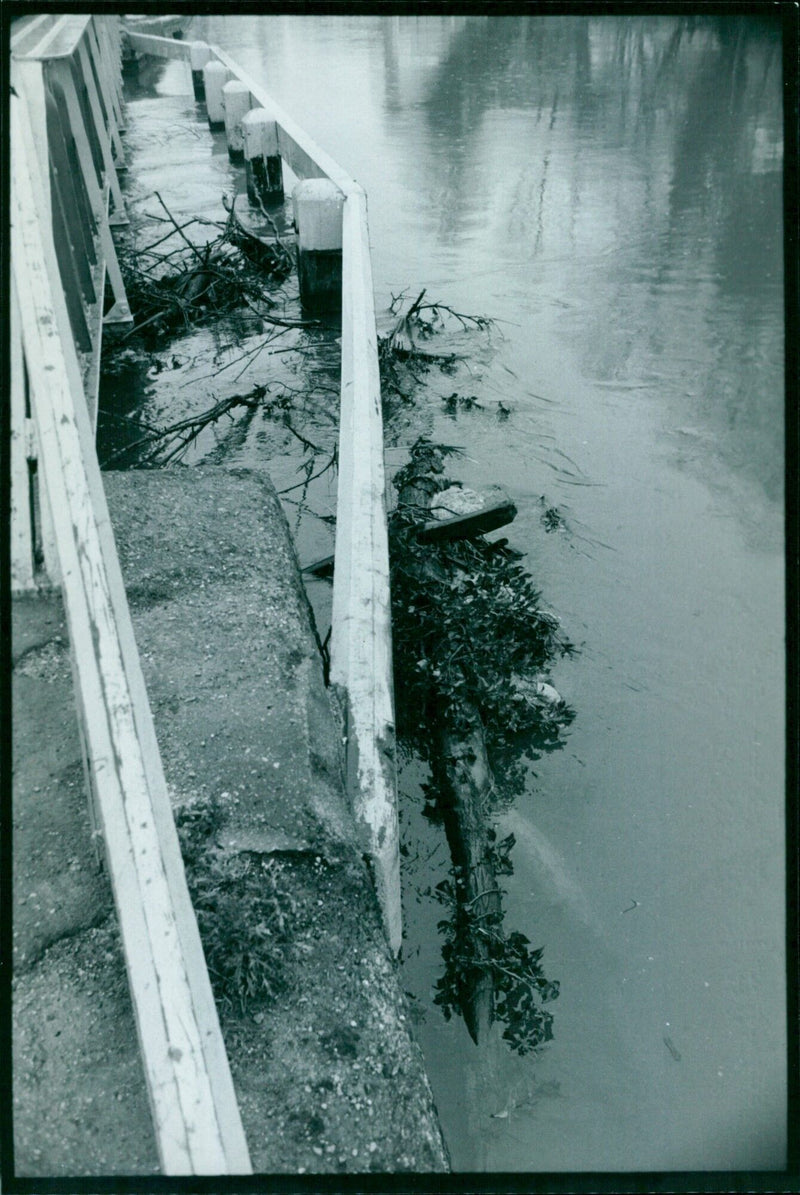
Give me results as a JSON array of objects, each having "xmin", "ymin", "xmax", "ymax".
[
  {"xmin": 11, "ymin": 90, "xmax": 251, "ymax": 1176},
  {"xmin": 418, "ymin": 497, "xmax": 517, "ymax": 543},
  {"xmin": 303, "ymin": 498, "xmax": 516, "ymax": 578}
]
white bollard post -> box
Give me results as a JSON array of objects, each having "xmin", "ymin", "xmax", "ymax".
[
  {"xmin": 241, "ymin": 108, "xmax": 283, "ymax": 206},
  {"xmin": 222, "ymin": 80, "xmax": 251, "ymax": 162},
  {"xmin": 202, "ymin": 59, "xmax": 230, "ymax": 131},
  {"xmin": 190, "ymin": 41, "xmax": 212, "ymax": 102},
  {"xmin": 293, "ymin": 178, "xmax": 344, "ymax": 314}
]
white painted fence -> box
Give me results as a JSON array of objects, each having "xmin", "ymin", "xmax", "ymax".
[
  {"xmin": 124, "ymin": 30, "xmax": 402, "ymax": 954},
  {"xmin": 10, "ymin": 17, "xmax": 252, "ymax": 1175}
]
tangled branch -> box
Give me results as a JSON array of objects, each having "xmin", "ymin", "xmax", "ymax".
[{"xmin": 117, "ymin": 193, "xmax": 302, "ymax": 342}]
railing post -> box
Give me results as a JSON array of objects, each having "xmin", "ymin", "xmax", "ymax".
[
  {"xmin": 87, "ymin": 17, "xmax": 125, "ymax": 151},
  {"xmin": 203, "ymin": 59, "xmax": 229, "ymax": 131},
  {"xmin": 242, "ymin": 108, "xmax": 283, "ymax": 206},
  {"xmin": 293, "ymin": 177, "xmax": 344, "ymax": 315},
  {"xmin": 222, "ymin": 79, "xmax": 250, "ymax": 161},
  {"xmin": 48, "ymin": 85, "xmax": 98, "ymax": 305},
  {"xmin": 49, "ymin": 58, "xmax": 132, "ymax": 328},
  {"xmin": 95, "ymin": 15, "xmax": 125, "ymax": 129},
  {"xmin": 190, "ymin": 40, "xmax": 212, "ymax": 101}
]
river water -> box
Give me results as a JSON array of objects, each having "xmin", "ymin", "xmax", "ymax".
[{"xmin": 178, "ymin": 14, "xmax": 783, "ymax": 1173}]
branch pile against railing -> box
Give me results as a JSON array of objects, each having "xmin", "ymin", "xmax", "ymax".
[{"xmin": 118, "ymin": 196, "xmax": 295, "ymax": 340}]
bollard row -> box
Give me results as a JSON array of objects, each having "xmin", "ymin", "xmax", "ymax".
[{"xmin": 194, "ymin": 46, "xmax": 342, "ymax": 313}]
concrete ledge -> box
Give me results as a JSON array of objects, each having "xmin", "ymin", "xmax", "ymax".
[{"xmin": 13, "ymin": 465, "xmax": 448, "ymax": 1175}]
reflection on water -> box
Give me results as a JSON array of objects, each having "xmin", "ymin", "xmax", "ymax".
[{"xmin": 197, "ymin": 13, "xmax": 785, "ymax": 1173}]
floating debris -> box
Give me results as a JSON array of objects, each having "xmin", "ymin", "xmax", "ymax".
[{"xmin": 390, "ymin": 438, "xmax": 574, "ymax": 1052}]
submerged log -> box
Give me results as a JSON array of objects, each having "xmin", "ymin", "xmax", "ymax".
[
  {"xmin": 433, "ymin": 716, "xmax": 501, "ymax": 1044},
  {"xmin": 397, "ymin": 461, "xmax": 502, "ymax": 1045}
]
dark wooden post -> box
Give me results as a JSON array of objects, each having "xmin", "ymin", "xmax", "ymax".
[
  {"xmin": 242, "ymin": 108, "xmax": 283, "ymax": 206},
  {"xmin": 190, "ymin": 41, "xmax": 212, "ymax": 102}
]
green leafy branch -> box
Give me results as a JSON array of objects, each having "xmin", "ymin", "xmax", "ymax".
[{"xmin": 433, "ymin": 877, "xmax": 559, "ymax": 1055}]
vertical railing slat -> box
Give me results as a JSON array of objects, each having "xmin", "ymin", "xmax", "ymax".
[
  {"xmin": 75, "ymin": 37, "xmax": 127, "ymax": 224},
  {"xmin": 10, "ymin": 284, "xmax": 35, "ymax": 592}
]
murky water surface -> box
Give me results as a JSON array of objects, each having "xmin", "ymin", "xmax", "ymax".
[{"xmin": 122, "ymin": 16, "xmax": 785, "ymax": 1172}]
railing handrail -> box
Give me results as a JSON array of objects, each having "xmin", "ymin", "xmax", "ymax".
[{"xmin": 205, "ymin": 40, "xmax": 402, "ymax": 954}]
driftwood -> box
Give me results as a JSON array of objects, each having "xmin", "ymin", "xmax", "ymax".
[
  {"xmin": 303, "ymin": 496, "xmax": 516, "ymax": 579},
  {"xmin": 432, "ymin": 718, "xmax": 500, "ymax": 1043}
]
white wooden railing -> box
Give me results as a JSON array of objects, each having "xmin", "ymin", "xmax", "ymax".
[
  {"xmin": 10, "ymin": 16, "xmax": 252, "ymax": 1175},
  {"xmin": 124, "ymin": 29, "xmax": 402, "ymax": 954}
]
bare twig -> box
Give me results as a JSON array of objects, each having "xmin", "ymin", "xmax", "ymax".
[
  {"xmin": 153, "ymin": 191, "xmax": 206, "ymax": 264},
  {"xmin": 99, "ymin": 385, "xmax": 270, "ymax": 468},
  {"xmin": 277, "ymin": 450, "xmax": 338, "ymax": 494}
]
